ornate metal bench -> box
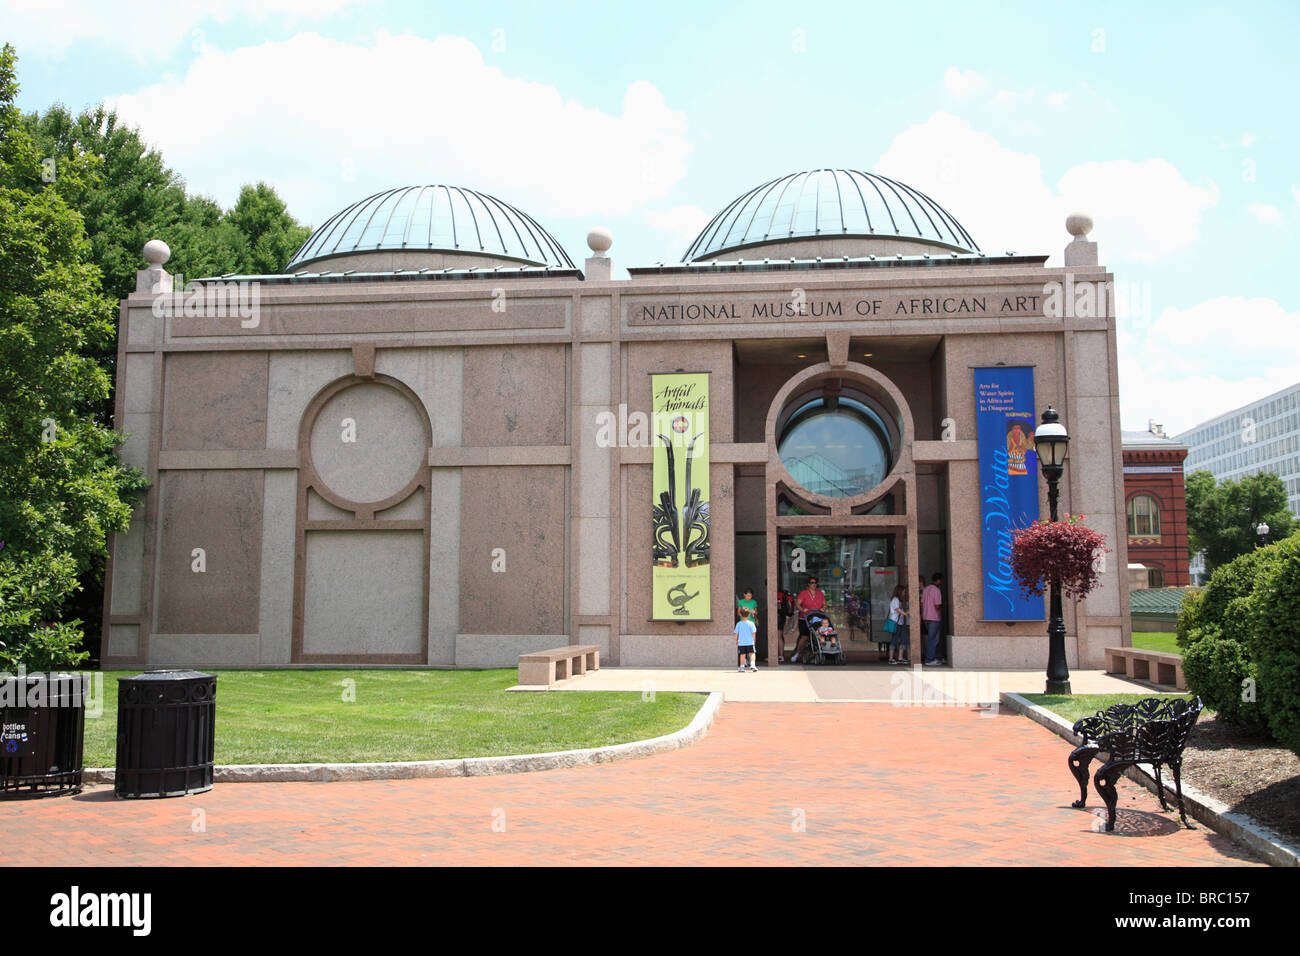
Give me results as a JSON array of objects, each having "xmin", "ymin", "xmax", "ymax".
[{"xmin": 1067, "ymin": 696, "xmax": 1203, "ymax": 832}]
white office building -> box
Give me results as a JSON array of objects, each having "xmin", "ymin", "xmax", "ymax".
[{"xmin": 1176, "ymin": 381, "xmax": 1300, "ymax": 518}]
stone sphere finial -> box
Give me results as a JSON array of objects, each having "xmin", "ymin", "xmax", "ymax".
[
  {"xmin": 586, "ymin": 227, "xmax": 612, "ymax": 255},
  {"xmin": 143, "ymin": 239, "xmax": 171, "ymax": 266},
  {"xmin": 1065, "ymin": 213, "xmax": 1093, "ymax": 239}
]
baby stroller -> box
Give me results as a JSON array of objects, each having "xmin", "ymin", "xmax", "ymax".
[{"xmin": 804, "ymin": 610, "xmax": 847, "ymax": 665}]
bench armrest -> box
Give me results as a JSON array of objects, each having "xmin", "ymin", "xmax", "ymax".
[{"xmin": 1072, "ymin": 715, "xmax": 1110, "ymax": 740}]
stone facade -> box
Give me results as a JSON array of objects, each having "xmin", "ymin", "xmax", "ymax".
[{"xmin": 102, "ymin": 199, "xmax": 1132, "ymax": 670}]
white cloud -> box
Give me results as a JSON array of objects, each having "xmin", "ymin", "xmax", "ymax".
[
  {"xmin": 878, "ymin": 111, "xmax": 1279, "ymax": 435},
  {"xmin": 0, "ymin": 0, "xmax": 363, "ymax": 61},
  {"xmin": 991, "ymin": 87, "xmax": 1035, "ymax": 109},
  {"xmin": 1047, "ymin": 92, "xmax": 1069, "ymax": 109},
  {"xmin": 943, "ymin": 67, "xmax": 988, "ymax": 98},
  {"xmin": 873, "ymin": 113, "xmax": 1218, "ymax": 264},
  {"xmin": 107, "ymin": 32, "xmax": 692, "ymax": 225},
  {"xmin": 1119, "ymin": 297, "xmax": 1300, "ymax": 433},
  {"xmin": 874, "ymin": 112, "xmax": 1058, "ymax": 258},
  {"xmin": 1248, "ymin": 201, "xmax": 1283, "ymax": 224},
  {"xmin": 645, "ymin": 205, "xmax": 712, "ymax": 260},
  {"xmin": 1293, "ymin": 184, "xmax": 1300, "ymax": 206},
  {"xmin": 1241, "ymin": 132, "xmax": 1258, "ymax": 148},
  {"xmin": 1056, "ymin": 160, "xmax": 1218, "ymax": 263}
]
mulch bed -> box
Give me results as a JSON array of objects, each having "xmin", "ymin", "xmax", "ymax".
[{"xmin": 1179, "ymin": 714, "xmax": 1300, "ymax": 846}]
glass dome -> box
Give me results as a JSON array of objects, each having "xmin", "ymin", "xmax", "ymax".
[
  {"xmin": 778, "ymin": 396, "xmax": 894, "ymax": 498},
  {"xmin": 683, "ymin": 169, "xmax": 979, "ymax": 261},
  {"xmin": 287, "ymin": 185, "xmax": 575, "ymax": 271}
]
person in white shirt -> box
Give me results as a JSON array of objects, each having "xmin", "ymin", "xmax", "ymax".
[{"xmin": 887, "ymin": 584, "xmax": 909, "ymax": 665}]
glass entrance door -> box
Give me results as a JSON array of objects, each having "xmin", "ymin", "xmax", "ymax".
[{"xmin": 778, "ymin": 533, "xmax": 899, "ymax": 649}]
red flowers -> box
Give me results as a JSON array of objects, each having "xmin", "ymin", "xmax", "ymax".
[{"xmin": 1009, "ymin": 514, "xmax": 1109, "ymax": 601}]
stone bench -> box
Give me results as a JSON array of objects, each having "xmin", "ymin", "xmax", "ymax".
[
  {"xmin": 1104, "ymin": 646, "xmax": 1185, "ymax": 690},
  {"xmin": 518, "ymin": 645, "xmax": 601, "ymax": 687}
]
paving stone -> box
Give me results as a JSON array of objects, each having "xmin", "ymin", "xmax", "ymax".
[{"xmin": 0, "ymin": 703, "xmax": 1264, "ymax": 866}]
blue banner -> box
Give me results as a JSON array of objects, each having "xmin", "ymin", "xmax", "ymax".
[{"xmin": 974, "ymin": 368, "xmax": 1044, "ymax": 621}]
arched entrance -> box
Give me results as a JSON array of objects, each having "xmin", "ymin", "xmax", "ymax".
[{"xmin": 762, "ymin": 362, "xmax": 920, "ymax": 664}]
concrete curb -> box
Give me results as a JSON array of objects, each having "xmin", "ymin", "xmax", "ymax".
[
  {"xmin": 82, "ymin": 691, "xmax": 721, "ymax": 785},
  {"xmin": 1002, "ymin": 692, "xmax": 1299, "ymax": 868}
]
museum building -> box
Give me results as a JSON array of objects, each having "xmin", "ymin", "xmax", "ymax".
[{"xmin": 101, "ymin": 169, "xmax": 1132, "ymax": 670}]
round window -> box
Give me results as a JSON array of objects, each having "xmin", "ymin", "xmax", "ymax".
[{"xmin": 777, "ymin": 395, "xmax": 893, "ymax": 498}]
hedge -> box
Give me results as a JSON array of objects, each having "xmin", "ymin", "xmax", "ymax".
[
  {"xmin": 1177, "ymin": 545, "xmax": 1283, "ymax": 649},
  {"xmin": 1249, "ymin": 536, "xmax": 1300, "ymax": 757},
  {"xmin": 1181, "ymin": 626, "xmax": 1267, "ymax": 733}
]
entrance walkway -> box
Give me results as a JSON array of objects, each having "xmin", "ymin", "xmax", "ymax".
[
  {"xmin": 540, "ymin": 666, "xmax": 1162, "ymax": 702},
  {"xmin": 0, "ymin": 703, "xmax": 1260, "ymax": 866}
]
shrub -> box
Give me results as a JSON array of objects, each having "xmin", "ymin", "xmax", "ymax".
[
  {"xmin": 1189, "ymin": 546, "xmax": 1283, "ymax": 645},
  {"xmin": 1182, "ymin": 626, "xmax": 1268, "ymax": 733},
  {"xmin": 1248, "ymin": 536, "xmax": 1300, "ymax": 757},
  {"xmin": 1175, "ymin": 587, "xmax": 1205, "ymax": 648},
  {"xmin": 0, "ymin": 549, "xmax": 89, "ymax": 670},
  {"xmin": 0, "ymin": 621, "xmax": 89, "ymax": 671}
]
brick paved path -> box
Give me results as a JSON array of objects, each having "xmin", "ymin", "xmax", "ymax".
[{"xmin": 0, "ymin": 704, "xmax": 1263, "ymax": 866}]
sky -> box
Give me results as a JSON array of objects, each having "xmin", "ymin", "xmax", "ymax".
[{"xmin": 4, "ymin": 0, "xmax": 1298, "ymax": 434}]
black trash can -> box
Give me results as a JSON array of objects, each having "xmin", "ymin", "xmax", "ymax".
[
  {"xmin": 115, "ymin": 670, "xmax": 216, "ymax": 799},
  {"xmin": 0, "ymin": 673, "xmax": 89, "ymax": 797}
]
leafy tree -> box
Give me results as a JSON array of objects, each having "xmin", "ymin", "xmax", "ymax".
[
  {"xmin": 0, "ymin": 44, "xmax": 148, "ymax": 668},
  {"xmin": 23, "ymin": 106, "xmax": 307, "ymax": 303},
  {"xmin": 1185, "ymin": 470, "xmax": 1295, "ymax": 572},
  {"xmin": 20, "ymin": 93, "xmax": 311, "ymax": 658},
  {"xmin": 1184, "ymin": 470, "xmax": 1217, "ymax": 559},
  {"xmin": 226, "ymin": 181, "xmax": 311, "ymax": 276}
]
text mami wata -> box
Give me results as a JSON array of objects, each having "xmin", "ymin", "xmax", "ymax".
[{"xmin": 980, "ymin": 445, "xmax": 1019, "ymax": 615}]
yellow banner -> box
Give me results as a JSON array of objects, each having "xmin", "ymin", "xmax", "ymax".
[{"xmin": 651, "ymin": 373, "xmax": 711, "ymax": 620}]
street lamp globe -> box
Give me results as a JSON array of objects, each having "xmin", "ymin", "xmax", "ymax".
[{"xmin": 1034, "ymin": 405, "xmax": 1070, "ymax": 471}]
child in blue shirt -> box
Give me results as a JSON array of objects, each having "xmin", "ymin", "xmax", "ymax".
[{"xmin": 735, "ymin": 606, "xmax": 757, "ymax": 672}]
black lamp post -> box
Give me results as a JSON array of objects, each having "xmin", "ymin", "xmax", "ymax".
[
  {"xmin": 1034, "ymin": 406, "xmax": 1071, "ymax": 695},
  {"xmin": 1256, "ymin": 521, "xmax": 1270, "ymax": 548}
]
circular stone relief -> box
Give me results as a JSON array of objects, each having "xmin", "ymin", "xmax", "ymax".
[{"xmin": 309, "ymin": 383, "xmax": 427, "ymax": 504}]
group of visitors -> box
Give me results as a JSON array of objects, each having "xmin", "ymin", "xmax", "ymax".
[
  {"xmin": 735, "ymin": 572, "xmax": 946, "ymax": 668},
  {"xmin": 885, "ymin": 573, "xmax": 946, "ymax": 665}
]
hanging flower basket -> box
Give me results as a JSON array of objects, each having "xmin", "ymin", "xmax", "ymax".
[{"xmin": 1009, "ymin": 514, "xmax": 1109, "ymax": 601}]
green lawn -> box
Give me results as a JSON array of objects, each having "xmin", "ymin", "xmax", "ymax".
[
  {"xmin": 1023, "ymin": 693, "xmax": 1209, "ymax": 725},
  {"xmin": 81, "ymin": 669, "xmax": 704, "ymax": 766},
  {"xmin": 1131, "ymin": 631, "xmax": 1181, "ymax": 655}
]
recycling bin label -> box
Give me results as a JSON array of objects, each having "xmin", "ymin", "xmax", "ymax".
[{"xmin": 1, "ymin": 720, "xmax": 34, "ymax": 757}]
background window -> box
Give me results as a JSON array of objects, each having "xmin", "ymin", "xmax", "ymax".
[
  {"xmin": 1126, "ymin": 494, "xmax": 1161, "ymax": 536},
  {"xmin": 1147, "ymin": 567, "xmax": 1164, "ymax": 588},
  {"xmin": 777, "ymin": 396, "xmax": 893, "ymax": 499}
]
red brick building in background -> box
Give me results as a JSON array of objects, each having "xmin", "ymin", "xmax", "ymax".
[{"xmin": 1121, "ymin": 421, "xmax": 1189, "ymax": 587}]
